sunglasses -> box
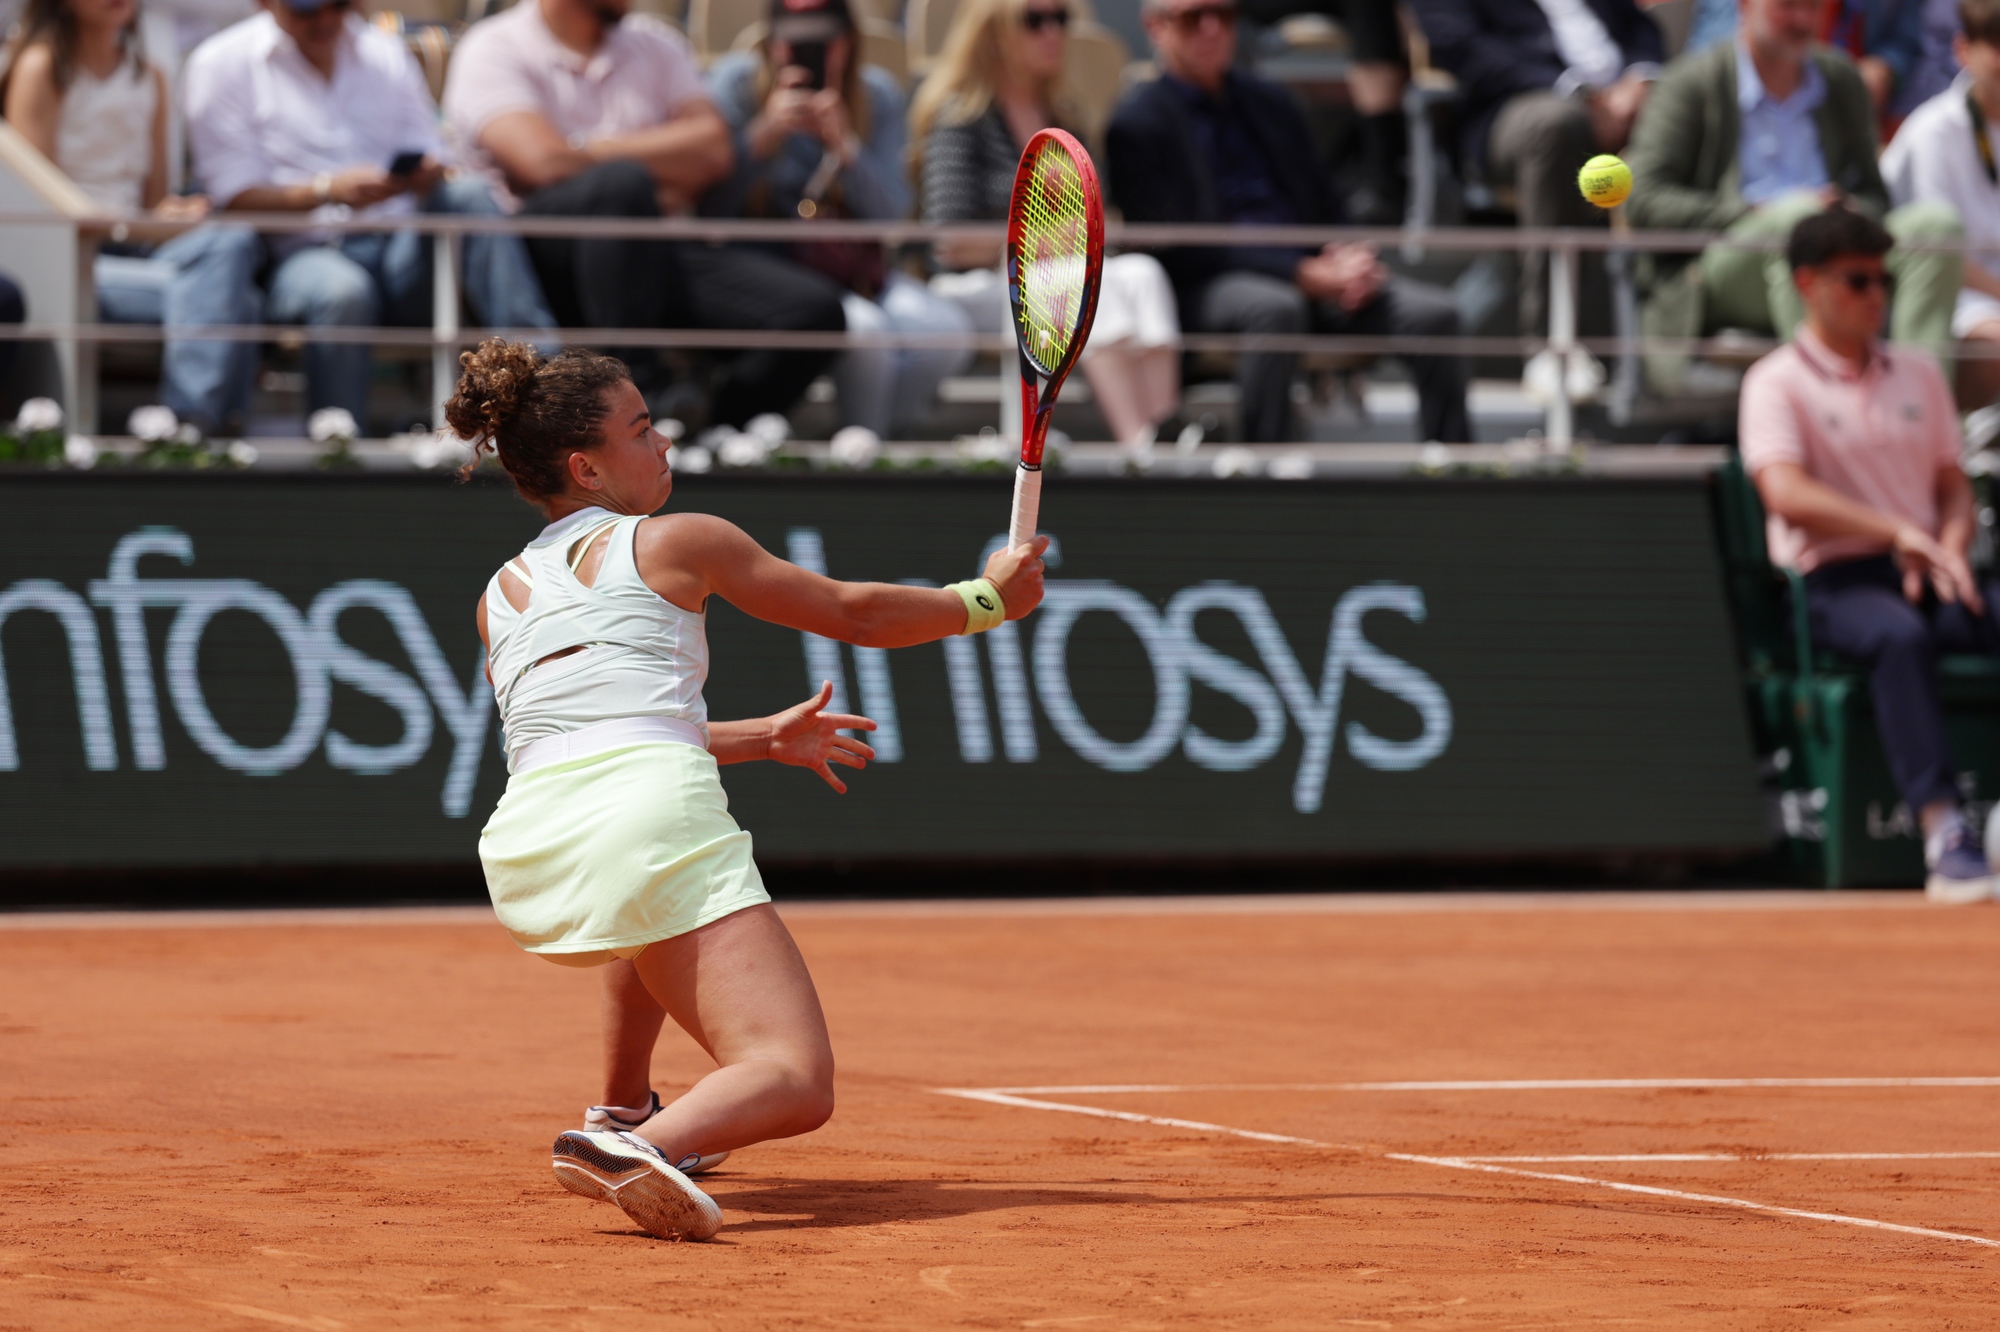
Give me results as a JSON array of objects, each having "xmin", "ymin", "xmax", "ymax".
[
  {"xmin": 1020, "ymin": 6, "xmax": 1070, "ymax": 30},
  {"xmin": 1832, "ymin": 269, "xmax": 1894, "ymax": 294},
  {"xmin": 1163, "ymin": 2, "xmax": 1238, "ymax": 30}
]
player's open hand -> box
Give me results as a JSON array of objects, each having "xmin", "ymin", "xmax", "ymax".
[
  {"xmin": 982, "ymin": 534, "xmax": 1050, "ymax": 620},
  {"xmin": 767, "ymin": 680, "xmax": 877, "ymax": 793}
]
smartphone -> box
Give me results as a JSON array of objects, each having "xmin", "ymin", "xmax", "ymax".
[
  {"xmin": 387, "ymin": 150, "xmax": 426, "ymax": 177},
  {"xmin": 789, "ymin": 40, "xmax": 827, "ymax": 91}
]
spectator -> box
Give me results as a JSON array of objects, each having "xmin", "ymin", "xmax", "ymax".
[
  {"xmin": 1741, "ymin": 206, "xmax": 1992, "ymax": 902},
  {"xmin": 912, "ymin": 0, "xmax": 1182, "ymax": 449},
  {"xmin": 1108, "ymin": 0, "xmax": 1470, "ymax": 443},
  {"xmin": 1239, "ymin": 0, "xmax": 1410, "ymax": 223},
  {"xmin": 705, "ymin": 0, "xmax": 972, "ymax": 440},
  {"xmin": 444, "ymin": 0, "xmax": 844, "ymax": 431},
  {"xmin": 1897, "ymin": 0, "xmax": 1967, "ymax": 115},
  {"xmin": 2, "ymin": 0, "xmax": 260, "ymax": 434},
  {"xmin": 1882, "ymin": 0, "xmax": 2000, "ymax": 411},
  {"xmin": 1624, "ymin": 0, "xmax": 1961, "ymax": 394},
  {"xmin": 183, "ymin": 0, "xmax": 556, "ymax": 431},
  {"xmin": 1688, "ymin": 0, "xmax": 1924, "ymax": 115},
  {"xmin": 1407, "ymin": 0, "xmax": 1661, "ymax": 375}
]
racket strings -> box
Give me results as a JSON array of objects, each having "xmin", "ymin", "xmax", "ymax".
[{"xmin": 1011, "ymin": 140, "xmax": 1092, "ymax": 375}]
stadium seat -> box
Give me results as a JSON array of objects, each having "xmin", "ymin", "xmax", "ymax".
[
  {"xmin": 691, "ymin": 0, "xmax": 769, "ymax": 59},
  {"xmin": 1712, "ymin": 452, "xmax": 2000, "ymax": 887}
]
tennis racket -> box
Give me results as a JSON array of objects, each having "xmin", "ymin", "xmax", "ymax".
[{"xmin": 1004, "ymin": 128, "xmax": 1105, "ymax": 550}]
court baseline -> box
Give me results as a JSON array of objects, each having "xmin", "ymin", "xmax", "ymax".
[{"xmin": 933, "ymin": 1085, "xmax": 2000, "ymax": 1251}]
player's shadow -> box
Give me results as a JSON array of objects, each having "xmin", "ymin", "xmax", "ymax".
[{"xmin": 594, "ymin": 1176, "xmax": 1456, "ymax": 1237}]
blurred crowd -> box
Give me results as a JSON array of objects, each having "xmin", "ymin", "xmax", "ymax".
[{"xmin": 0, "ymin": 0, "xmax": 1995, "ymax": 448}]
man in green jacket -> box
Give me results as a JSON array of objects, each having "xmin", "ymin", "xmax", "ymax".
[{"xmin": 1625, "ymin": 0, "xmax": 1962, "ymax": 393}]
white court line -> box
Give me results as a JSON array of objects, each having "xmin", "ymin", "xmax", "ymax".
[
  {"xmin": 983, "ymin": 1078, "xmax": 2000, "ymax": 1094},
  {"xmin": 933, "ymin": 1088, "xmax": 2000, "ymax": 1251},
  {"xmin": 1389, "ymin": 1154, "xmax": 2000, "ymax": 1249},
  {"xmin": 1463, "ymin": 1152, "xmax": 2000, "ymax": 1163}
]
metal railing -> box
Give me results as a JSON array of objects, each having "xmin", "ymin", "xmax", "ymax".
[{"xmin": 3, "ymin": 212, "xmax": 1994, "ymax": 443}]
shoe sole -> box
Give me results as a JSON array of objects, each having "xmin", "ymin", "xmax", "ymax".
[
  {"xmin": 1925, "ymin": 877, "xmax": 1992, "ymax": 904},
  {"xmin": 551, "ymin": 1132, "xmax": 723, "ymax": 1241}
]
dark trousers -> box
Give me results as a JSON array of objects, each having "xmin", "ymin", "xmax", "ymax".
[
  {"xmin": 1804, "ymin": 554, "xmax": 2000, "ymax": 812},
  {"xmin": 1485, "ymin": 92, "xmax": 1608, "ymax": 338},
  {"xmin": 0, "ymin": 272, "xmax": 23, "ymax": 398},
  {"xmin": 518, "ymin": 159, "xmax": 846, "ymax": 426},
  {"xmin": 1190, "ymin": 269, "xmax": 1471, "ymax": 443}
]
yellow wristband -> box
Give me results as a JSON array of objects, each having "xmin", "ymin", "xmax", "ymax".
[{"xmin": 948, "ymin": 578, "xmax": 1006, "ymax": 635}]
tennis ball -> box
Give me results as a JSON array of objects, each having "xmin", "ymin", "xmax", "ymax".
[{"xmin": 1577, "ymin": 154, "xmax": 1632, "ymax": 209}]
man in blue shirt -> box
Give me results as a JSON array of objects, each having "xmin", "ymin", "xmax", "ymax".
[
  {"xmin": 1105, "ymin": 0, "xmax": 1471, "ymax": 442},
  {"xmin": 1624, "ymin": 0, "xmax": 1962, "ymax": 393}
]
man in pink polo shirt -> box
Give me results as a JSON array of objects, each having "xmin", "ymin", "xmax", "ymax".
[{"xmin": 1741, "ymin": 205, "xmax": 1993, "ymax": 902}]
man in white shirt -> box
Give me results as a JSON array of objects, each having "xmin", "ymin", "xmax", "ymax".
[
  {"xmin": 443, "ymin": 0, "xmax": 846, "ymax": 427},
  {"xmin": 1883, "ymin": 0, "xmax": 2000, "ymax": 414},
  {"xmin": 183, "ymin": 0, "xmax": 555, "ymax": 428}
]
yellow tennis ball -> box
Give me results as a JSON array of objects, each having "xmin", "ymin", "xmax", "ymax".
[{"xmin": 1577, "ymin": 154, "xmax": 1632, "ymax": 209}]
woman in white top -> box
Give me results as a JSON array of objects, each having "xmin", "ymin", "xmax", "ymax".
[
  {"xmin": 452, "ymin": 339, "xmax": 1046, "ymax": 1241},
  {"xmin": 912, "ymin": 0, "xmax": 1182, "ymax": 450},
  {"xmin": 1, "ymin": 0, "xmax": 261, "ymax": 433}
]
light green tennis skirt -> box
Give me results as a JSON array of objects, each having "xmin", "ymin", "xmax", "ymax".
[{"xmin": 479, "ymin": 741, "xmax": 770, "ymax": 966}]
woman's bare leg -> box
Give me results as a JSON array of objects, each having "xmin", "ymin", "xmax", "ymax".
[
  {"xmin": 1133, "ymin": 345, "xmax": 1180, "ymax": 426},
  {"xmin": 627, "ymin": 903, "xmax": 834, "ymax": 1163},
  {"xmin": 1082, "ymin": 348, "xmax": 1153, "ymax": 445},
  {"xmin": 601, "ymin": 959, "xmax": 666, "ymax": 1108}
]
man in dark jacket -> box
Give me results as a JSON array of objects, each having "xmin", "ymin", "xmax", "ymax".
[
  {"xmin": 1408, "ymin": 0, "xmax": 1663, "ymax": 342},
  {"xmin": 1106, "ymin": 0, "xmax": 1470, "ymax": 442}
]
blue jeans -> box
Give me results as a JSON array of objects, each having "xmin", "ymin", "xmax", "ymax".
[
  {"xmin": 96, "ymin": 225, "xmax": 262, "ymax": 433},
  {"xmin": 266, "ymin": 176, "xmax": 557, "ymax": 422},
  {"xmin": 835, "ymin": 272, "xmax": 974, "ymax": 436}
]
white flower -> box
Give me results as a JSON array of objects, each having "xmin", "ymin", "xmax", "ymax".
[
  {"xmin": 63, "ymin": 434, "xmax": 97, "ymax": 468},
  {"xmin": 718, "ymin": 432, "xmax": 772, "ymax": 468},
  {"xmin": 659, "ymin": 417, "xmax": 686, "ymax": 442},
  {"xmin": 1211, "ymin": 446, "xmax": 1261, "ymax": 478},
  {"xmin": 1418, "ymin": 443, "xmax": 1452, "ymax": 472},
  {"xmin": 15, "ymin": 397, "xmax": 63, "ymax": 434},
  {"xmin": 409, "ymin": 431, "xmax": 473, "ymax": 470},
  {"xmin": 1268, "ymin": 451, "xmax": 1315, "ymax": 481},
  {"xmin": 127, "ymin": 404, "xmax": 180, "ymax": 442},
  {"xmin": 674, "ymin": 444, "xmax": 713, "ymax": 474},
  {"xmin": 307, "ymin": 407, "xmax": 360, "ymax": 445},
  {"xmin": 960, "ymin": 429, "xmax": 1011, "ymax": 464},
  {"xmin": 173, "ymin": 422, "xmax": 202, "ymax": 446},
  {"xmin": 828, "ymin": 425, "xmax": 882, "ymax": 468},
  {"xmin": 744, "ymin": 412, "xmax": 791, "ymax": 447},
  {"xmin": 226, "ymin": 440, "xmax": 260, "ymax": 467}
]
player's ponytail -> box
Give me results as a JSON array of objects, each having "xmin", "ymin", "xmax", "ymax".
[{"xmin": 447, "ymin": 339, "xmax": 632, "ymax": 501}]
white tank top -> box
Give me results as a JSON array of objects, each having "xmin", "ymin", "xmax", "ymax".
[
  {"xmin": 56, "ymin": 60, "xmax": 154, "ymax": 216},
  {"xmin": 485, "ymin": 508, "xmax": 711, "ymax": 768}
]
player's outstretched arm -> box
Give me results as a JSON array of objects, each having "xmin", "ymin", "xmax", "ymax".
[
  {"xmin": 708, "ymin": 681, "xmax": 878, "ymax": 792},
  {"xmin": 635, "ymin": 513, "xmax": 1047, "ymax": 647}
]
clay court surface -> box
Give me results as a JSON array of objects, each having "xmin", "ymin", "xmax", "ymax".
[{"xmin": 5, "ymin": 892, "xmax": 2000, "ymax": 1329}]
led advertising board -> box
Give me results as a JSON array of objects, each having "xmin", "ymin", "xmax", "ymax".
[{"xmin": 0, "ymin": 474, "xmax": 1767, "ymax": 870}]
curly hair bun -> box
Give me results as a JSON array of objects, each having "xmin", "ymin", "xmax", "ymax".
[
  {"xmin": 443, "ymin": 339, "xmax": 634, "ymax": 501},
  {"xmin": 446, "ymin": 337, "xmax": 543, "ymax": 446}
]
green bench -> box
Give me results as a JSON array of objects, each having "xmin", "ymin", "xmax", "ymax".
[{"xmin": 1711, "ymin": 452, "xmax": 2000, "ymax": 887}]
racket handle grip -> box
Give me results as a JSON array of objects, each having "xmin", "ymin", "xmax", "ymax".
[{"xmin": 1008, "ymin": 465, "xmax": 1042, "ymax": 550}]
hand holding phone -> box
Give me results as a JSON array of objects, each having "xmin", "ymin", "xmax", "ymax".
[{"xmin": 388, "ymin": 150, "xmax": 426, "ymax": 178}]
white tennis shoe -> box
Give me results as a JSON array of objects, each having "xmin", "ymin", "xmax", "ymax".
[
  {"xmin": 581, "ymin": 1093, "xmax": 730, "ymax": 1174},
  {"xmin": 551, "ymin": 1129, "xmax": 724, "ymax": 1241}
]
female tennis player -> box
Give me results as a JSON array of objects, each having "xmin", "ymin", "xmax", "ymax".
[{"xmin": 451, "ymin": 338, "xmax": 1046, "ymax": 1241}]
